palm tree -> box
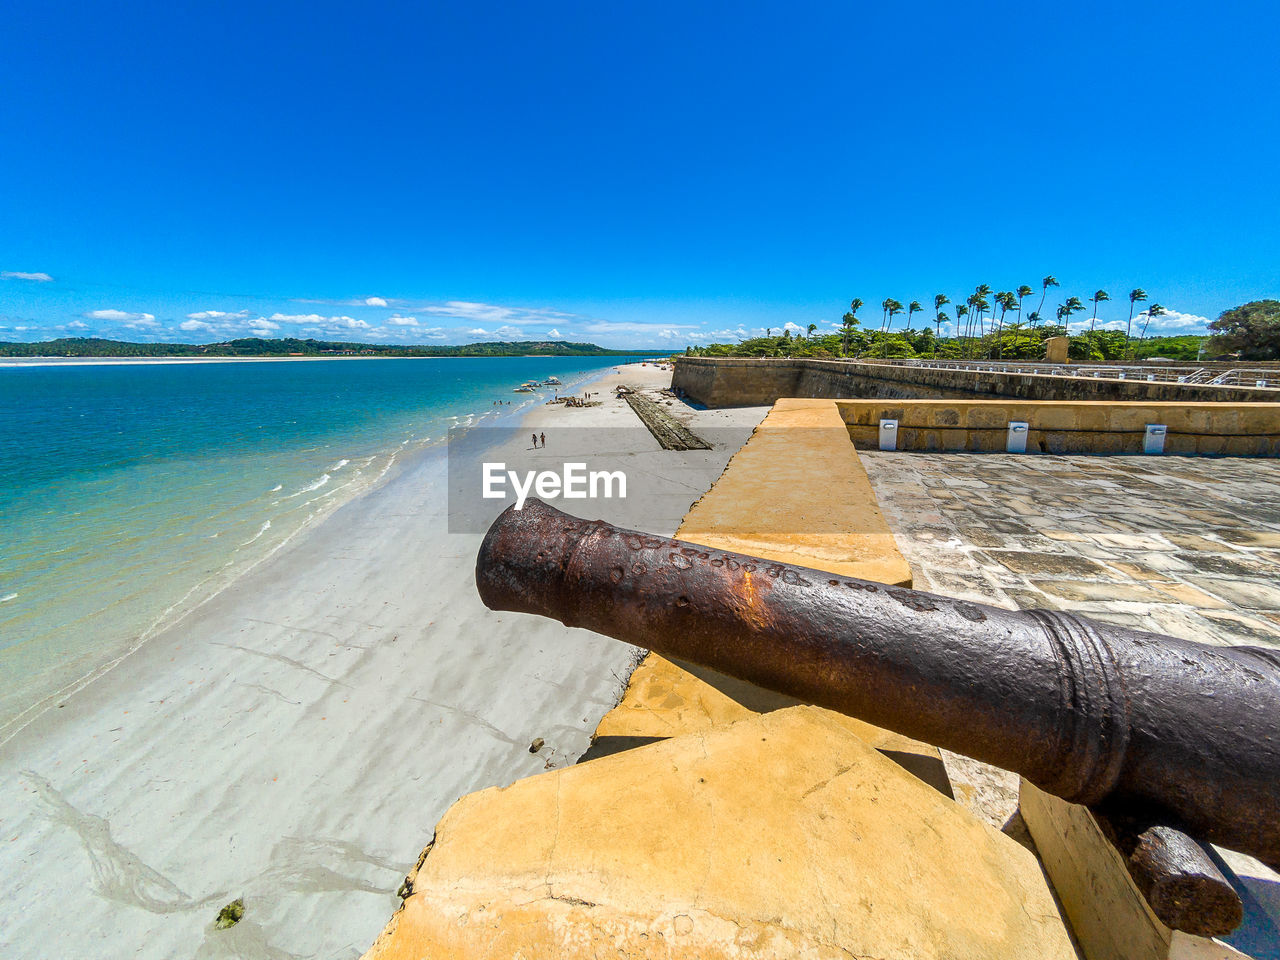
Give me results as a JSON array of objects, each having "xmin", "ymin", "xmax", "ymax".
[
  {"xmin": 1125, "ymin": 289, "xmax": 1147, "ymax": 355},
  {"xmin": 1137, "ymin": 303, "xmax": 1166, "ymax": 353},
  {"xmin": 883, "ymin": 299, "xmax": 904, "ymax": 357},
  {"xmin": 1089, "ymin": 290, "xmax": 1110, "ymax": 332},
  {"xmin": 840, "ymin": 299, "xmax": 863, "ymax": 357},
  {"xmin": 806, "ymin": 323, "xmax": 817, "ymax": 339},
  {"xmin": 970, "ymin": 285, "xmax": 992, "ymax": 357},
  {"xmin": 907, "ymin": 300, "xmax": 923, "ymax": 331},
  {"xmin": 1025, "ymin": 310, "xmax": 1042, "ymax": 354},
  {"xmin": 1013, "ymin": 284, "xmax": 1034, "ymax": 355},
  {"xmin": 953, "ymin": 303, "xmax": 968, "ymax": 351},
  {"xmin": 963, "ymin": 294, "xmax": 979, "ymax": 352},
  {"xmin": 933, "ymin": 294, "xmax": 949, "ymax": 331},
  {"xmin": 993, "ymin": 291, "xmax": 1016, "ymax": 358},
  {"xmin": 1037, "ymin": 276, "xmax": 1060, "ymax": 342},
  {"xmin": 930, "ymin": 295, "xmax": 950, "ymax": 355},
  {"xmin": 1061, "ymin": 296, "xmax": 1085, "ymax": 336}
]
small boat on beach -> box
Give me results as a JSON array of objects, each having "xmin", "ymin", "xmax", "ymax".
[{"xmin": 543, "ymin": 376, "xmax": 562, "ymax": 385}]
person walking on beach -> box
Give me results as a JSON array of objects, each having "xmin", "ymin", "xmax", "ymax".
[
  {"xmin": 539, "ymin": 432, "xmax": 546, "ymax": 448},
  {"xmin": 532, "ymin": 432, "xmax": 538, "ymax": 448}
]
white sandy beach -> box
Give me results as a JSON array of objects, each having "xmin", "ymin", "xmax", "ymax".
[{"xmin": 0, "ymin": 362, "xmax": 769, "ymax": 959}]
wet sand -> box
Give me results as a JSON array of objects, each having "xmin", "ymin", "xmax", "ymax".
[{"xmin": 0, "ymin": 362, "xmax": 769, "ymax": 958}]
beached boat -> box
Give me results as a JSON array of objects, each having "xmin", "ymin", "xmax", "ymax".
[
  {"xmin": 513, "ymin": 385, "xmax": 535, "ymax": 393},
  {"xmin": 543, "ymin": 376, "xmax": 562, "ymax": 385}
]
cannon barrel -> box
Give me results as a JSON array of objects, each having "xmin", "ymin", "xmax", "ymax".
[{"xmin": 476, "ymin": 499, "xmax": 1280, "ymax": 871}]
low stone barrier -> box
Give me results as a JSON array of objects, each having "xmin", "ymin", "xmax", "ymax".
[
  {"xmin": 835, "ymin": 399, "xmax": 1280, "ymax": 456},
  {"xmin": 672, "ymin": 357, "xmax": 1280, "ymax": 407}
]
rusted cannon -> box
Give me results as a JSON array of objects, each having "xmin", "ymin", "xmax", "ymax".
[{"xmin": 476, "ymin": 499, "xmax": 1280, "ymax": 879}]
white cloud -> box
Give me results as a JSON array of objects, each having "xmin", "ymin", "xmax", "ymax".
[
  {"xmin": 268, "ymin": 313, "xmax": 366, "ymax": 329},
  {"xmin": 707, "ymin": 326, "xmax": 750, "ymax": 339},
  {"xmin": 87, "ymin": 308, "xmax": 141, "ymax": 321},
  {"xmin": 187, "ymin": 309, "xmax": 250, "ymax": 321},
  {"xmin": 1140, "ymin": 308, "xmax": 1209, "ymax": 334},
  {"xmin": 269, "ymin": 313, "xmax": 328, "ymax": 324},
  {"xmin": 1063, "ymin": 307, "xmax": 1209, "ymax": 336},
  {"xmin": 174, "ymin": 312, "xmax": 285, "ymax": 339},
  {"xmin": 66, "ymin": 320, "xmax": 88, "ymax": 330},
  {"xmin": 293, "ymin": 295, "xmax": 409, "ymax": 308},
  {"xmin": 86, "ymin": 308, "xmax": 157, "ymax": 326},
  {"xmin": 2, "ymin": 271, "xmax": 54, "ymax": 282},
  {"xmin": 783, "ymin": 322, "xmax": 804, "ymax": 333},
  {"xmin": 576, "ymin": 319, "xmax": 699, "ymax": 339},
  {"xmin": 546, "ymin": 328, "xmax": 562, "ymax": 337},
  {"xmin": 387, "ymin": 315, "xmax": 418, "ymax": 326},
  {"xmin": 462, "ymin": 325, "xmax": 527, "ymax": 339},
  {"xmin": 420, "ymin": 300, "xmax": 579, "ymax": 327}
]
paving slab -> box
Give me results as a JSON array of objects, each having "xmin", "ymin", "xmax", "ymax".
[{"xmin": 860, "ymin": 451, "xmax": 1280, "ymax": 828}]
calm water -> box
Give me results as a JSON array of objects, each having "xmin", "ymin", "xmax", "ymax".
[{"xmin": 0, "ymin": 355, "xmax": 644, "ymax": 734}]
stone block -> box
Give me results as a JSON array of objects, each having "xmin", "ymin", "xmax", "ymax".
[
  {"xmin": 981, "ymin": 550, "xmax": 1109, "ymax": 579},
  {"xmin": 1186, "ymin": 577, "xmax": 1280, "ymax": 611},
  {"xmin": 1030, "ymin": 580, "xmax": 1166, "ymax": 603}
]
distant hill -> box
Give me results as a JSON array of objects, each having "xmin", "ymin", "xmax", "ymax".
[{"xmin": 0, "ymin": 337, "xmax": 664, "ymax": 358}]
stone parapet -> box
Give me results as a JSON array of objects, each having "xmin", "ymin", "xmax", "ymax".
[
  {"xmin": 836, "ymin": 399, "xmax": 1280, "ymax": 456},
  {"xmin": 672, "ymin": 356, "xmax": 1280, "ymax": 407}
]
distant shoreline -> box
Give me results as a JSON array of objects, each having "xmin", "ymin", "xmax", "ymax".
[
  {"xmin": 0, "ymin": 337, "xmax": 670, "ymax": 363},
  {"xmin": 0, "ymin": 353, "xmax": 665, "ymax": 368}
]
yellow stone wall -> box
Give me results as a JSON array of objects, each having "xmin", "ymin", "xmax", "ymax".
[{"xmin": 836, "ymin": 398, "xmax": 1280, "ymax": 455}]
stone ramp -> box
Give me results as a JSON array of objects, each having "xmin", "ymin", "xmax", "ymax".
[{"xmin": 620, "ymin": 386, "xmax": 712, "ymax": 450}]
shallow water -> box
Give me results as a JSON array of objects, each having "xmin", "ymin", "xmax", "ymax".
[{"xmin": 0, "ymin": 355, "xmax": 642, "ymax": 732}]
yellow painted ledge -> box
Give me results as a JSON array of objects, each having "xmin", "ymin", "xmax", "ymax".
[
  {"xmin": 365, "ymin": 708, "xmax": 1075, "ymax": 960},
  {"xmin": 676, "ymin": 398, "xmax": 913, "ymax": 588}
]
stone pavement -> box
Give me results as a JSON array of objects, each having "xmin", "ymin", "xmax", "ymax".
[
  {"xmin": 860, "ymin": 451, "xmax": 1280, "ymax": 829},
  {"xmin": 861, "ymin": 452, "xmax": 1280, "ymax": 648}
]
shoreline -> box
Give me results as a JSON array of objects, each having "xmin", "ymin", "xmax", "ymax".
[
  {"xmin": 0, "ymin": 360, "xmax": 628, "ymax": 749},
  {"xmin": 0, "ymin": 353, "xmax": 668, "ymax": 368},
  {"xmin": 0, "ymin": 360, "xmax": 763, "ymax": 959}
]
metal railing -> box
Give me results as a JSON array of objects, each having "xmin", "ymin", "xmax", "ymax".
[{"xmin": 859, "ymin": 359, "xmax": 1278, "ymax": 389}]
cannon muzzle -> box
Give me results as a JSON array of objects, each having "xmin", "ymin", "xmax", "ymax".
[{"xmin": 476, "ymin": 499, "xmax": 1280, "ymax": 872}]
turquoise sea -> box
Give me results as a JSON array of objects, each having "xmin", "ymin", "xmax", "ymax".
[{"xmin": 0, "ymin": 355, "xmax": 645, "ymax": 735}]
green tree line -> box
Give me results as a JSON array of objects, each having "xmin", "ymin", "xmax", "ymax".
[
  {"xmin": 0, "ymin": 337, "xmax": 661, "ymax": 359},
  {"xmin": 684, "ymin": 281, "xmax": 1280, "ymax": 364}
]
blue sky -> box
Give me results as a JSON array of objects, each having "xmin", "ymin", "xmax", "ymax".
[{"xmin": 2, "ymin": 1, "xmax": 1277, "ymax": 348}]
